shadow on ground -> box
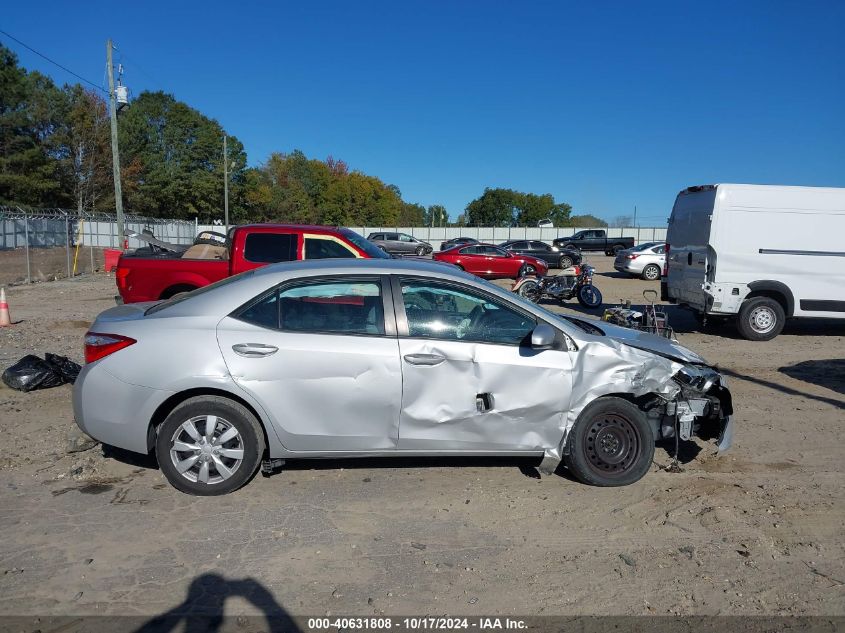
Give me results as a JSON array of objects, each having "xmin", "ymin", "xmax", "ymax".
[
  {"xmin": 779, "ymin": 359, "xmax": 845, "ymax": 396},
  {"xmin": 134, "ymin": 573, "xmax": 300, "ymax": 633}
]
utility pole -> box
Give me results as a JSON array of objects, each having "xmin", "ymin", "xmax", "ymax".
[
  {"xmin": 106, "ymin": 40, "xmax": 125, "ymax": 249},
  {"xmin": 633, "ymin": 205, "xmax": 638, "ymax": 228},
  {"xmin": 223, "ymin": 135, "xmax": 229, "ymax": 234}
]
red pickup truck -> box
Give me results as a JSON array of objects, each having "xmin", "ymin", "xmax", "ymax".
[{"xmin": 116, "ymin": 224, "xmax": 389, "ymax": 303}]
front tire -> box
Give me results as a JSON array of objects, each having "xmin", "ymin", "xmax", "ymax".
[
  {"xmin": 558, "ymin": 255, "xmax": 573, "ymax": 269},
  {"xmin": 156, "ymin": 396, "xmax": 265, "ymax": 496},
  {"xmin": 564, "ymin": 397, "xmax": 654, "ymax": 486},
  {"xmin": 641, "ymin": 264, "xmax": 661, "ymax": 281},
  {"xmin": 577, "ymin": 284, "xmax": 603, "ymax": 308},
  {"xmin": 736, "ymin": 296, "xmax": 785, "ymax": 341},
  {"xmin": 415, "ymin": 246, "xmax": 426, "ymax": 256}
]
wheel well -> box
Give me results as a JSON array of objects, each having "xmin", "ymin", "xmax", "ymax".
[
  {"xmin": 160, "ymin": 284, "xmax": 198, "ymax": 300},
  {"xmin": 146, "ymin": 388, "xmax": 270, "ymax": 454},
  {"xmin": 745, "ymin": 289, "xmax": 790, "ymax": 316}
]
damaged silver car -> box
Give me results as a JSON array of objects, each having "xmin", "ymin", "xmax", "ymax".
[{"xmin": 73, "ymin": 259, "xmax": 733, "ymax": 495}]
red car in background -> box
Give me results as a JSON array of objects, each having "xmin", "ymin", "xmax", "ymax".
[{"xmin": 433, "ymin": 243, "xmax": 548, "ymax": 279}]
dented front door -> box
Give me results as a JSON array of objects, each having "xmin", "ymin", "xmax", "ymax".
[{"xmin": 395, "ymin": 278, "xmax": 572, "ymax": 452}]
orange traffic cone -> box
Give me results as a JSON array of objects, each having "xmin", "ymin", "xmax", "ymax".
[{"xmin": 0, "ymin": 287, "xmax": 11, "ymax": 327}]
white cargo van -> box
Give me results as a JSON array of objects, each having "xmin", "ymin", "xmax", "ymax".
[{"xmin": 664, "ymin": 184, "xmax": 845, "ymax": 341}]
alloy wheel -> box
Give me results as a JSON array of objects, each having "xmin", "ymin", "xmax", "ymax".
[{"xmin": 169, "ymin": 415, "xmax": 245, "ymax": 485}]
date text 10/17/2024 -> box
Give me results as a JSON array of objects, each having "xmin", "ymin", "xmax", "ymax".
[{"xmin": 307, "ymin": 617, "xmax": 527, "ymax": 630}]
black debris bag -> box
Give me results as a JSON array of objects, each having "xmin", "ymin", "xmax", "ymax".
[{"xmin": 2, "ymin": 354, "xmax": 82, "ymax": 392}]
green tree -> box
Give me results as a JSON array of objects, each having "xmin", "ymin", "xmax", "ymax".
[
  {"xmin": 398, "ymin": 202, "xmax": 426, "ymax": 226},
  {"xmin": 118, "ymin": 91, "xmax": 246, "ymax": 219},
  {"xmin": 568, "ymin": 214, "xmax": 608, "ymax": 227},
  {"xmin": 465, "ymin": 188, "xmax": 571, "ymax": 227},
  {"xmin": 0, "ymin": 44, "xmax": 69, "ymax": 206}
]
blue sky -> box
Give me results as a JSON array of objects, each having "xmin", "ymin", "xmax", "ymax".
[{"xmin": 4, "ymin": 1, "xmax": 844, "ymax": 224}]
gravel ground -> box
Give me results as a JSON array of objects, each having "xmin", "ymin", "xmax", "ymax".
[{"xmin": 0, "ymin": 256, "xmax": 843, "ymax": 620}]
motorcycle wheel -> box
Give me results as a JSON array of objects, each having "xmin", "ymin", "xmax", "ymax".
[
  {"xmin": 518, "ymin": 281, "xmax": 541, "ymax": 303},
  {"xmin": 577, "ymin": 284, "xmax": 603, "ymax": 308}
]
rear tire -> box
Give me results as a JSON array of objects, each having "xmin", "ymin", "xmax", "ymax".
[
  {"xmin": 611, "ymin": 244, "xmax": 624, "ymax": 255},
  {"xmin": 156, "ymin": 396, "xmax": 265, "ymax": 496},
  {"xmin": 736, "ymin": 296, "xmax": 785, "ymax": 341},
  {"xmin": 641, "ymin": 264, "xmax": 661, "ymax": 281},
  {"xmin": 564, "ymin": 397, "xmax": 654, "ymax": 486},
  {"xmin": 517, "ymin": 280, "xmax": 541, "ymax": 303}
]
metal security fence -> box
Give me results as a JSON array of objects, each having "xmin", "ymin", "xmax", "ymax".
[
  {"xmin": 0, "ymin": 207, "xmax": 195, "ymax": 285},
  {"xmin": 1, "ymin": 205, "xmax": 666, "ymax": 286}
]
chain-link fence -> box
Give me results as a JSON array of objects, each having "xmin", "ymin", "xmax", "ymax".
[
  {"xmin": 0, "ymin": 206, "xmax": 196, "ymax": 286},
  {"xmin": 2, "ymin": 205, "xmax": 668, "ymax": 287}
]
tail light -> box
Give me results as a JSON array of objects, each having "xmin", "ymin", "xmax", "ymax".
[
  {"xmin": 84, "ymin": 332, "xmax": 136, "ymax": 363},
  {"xmin": 626, "ymin": 254, "xmax": 639, "ymax": 260},
  {"xmin": 572, "ymin": 265, "xmax": 581, "ymax": 275},
  {"xmin": 663, "ymin": 244, "xmax": 670, "ymax": 277},
  {"xmin": 116, "ymin": 267, "xmax": 130, "ymax": 291}
]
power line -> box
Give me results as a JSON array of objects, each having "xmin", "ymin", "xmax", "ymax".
[{"xmin": 0, "ymin": 29, "xmax": 106, "ymax": 93}]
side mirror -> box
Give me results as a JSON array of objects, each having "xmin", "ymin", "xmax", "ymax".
[{"xmin": 531, "ymin": 323, "xmax": 556, "ymax": 349}]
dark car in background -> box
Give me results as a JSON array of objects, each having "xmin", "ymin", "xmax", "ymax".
[
  {"xmin": 498, "ymin": 240, "xmax": 582, "ymax": 269},
  {"xmin": 368, "ymin": 232, "xmax": 433, "ymax": 256},
  {"xmin": 439, "ymin": 236, "xmax": 478, "ymax": 251},
  {"xmin": 553, "ymin": 230, "xmax": 635, "ymax": 255}
]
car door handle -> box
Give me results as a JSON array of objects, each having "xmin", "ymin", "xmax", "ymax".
[
  {"xmin": 403, "ymin": 353, "xmax": 446, "ymax": 366},
  {"xmin": 232, "ymin": 343, "xmax": 278, "ymax": 357}
]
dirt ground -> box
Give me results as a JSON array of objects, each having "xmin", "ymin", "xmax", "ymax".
[
  {"xmin": 0, "ymin": 246, "xmax": 108, "ymax": 286},
  {"xmin": 0, "ymin": 255, "xmax": 843, "ymax": 622}
]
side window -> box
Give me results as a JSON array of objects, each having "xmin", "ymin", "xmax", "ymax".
[
  {"xmin": 244, "ymin": 233, "xmax": 297, "ymax": 263},
  {"xmin": 237, "ymin": 290, "xmax": 279, "ymax": 329},
  {"xmin": 530, "ymin": 241, "xmax": 549, "ymax": 251},
  {"xmin": 399, "ymin": 234, "xmax": 415, "ymax": 242},
  {"xmin": 279, "ymin": 280, "xmax": 384, "ymax": 335},
  {"xmin": 304, "ymin": 236, "xmax": 357, "ymax": 259},
  {"xmin": 653, "ymin": 245, "xmax": 666, "ymax": 254},
  {"xmin": 400, "ymin": 280, "xmax": 535, "ymax": 345},
  {"xmin": 460, "ymin": 246, "xmax": 480, "ymax": 255},
  {"xmin": 370, "ymin": 234, "xmax": 383, "ymax": 241},
  {"xmin": 386, "ymin": 233, "xmax": 399, "ymax": 241},
  {"xmin": 482, "ymin": 246, "xmax": 507, "ymax": 257},
  {"xmin": 510, "ymin": 241, "xmax": 528, "ymax": 250}
]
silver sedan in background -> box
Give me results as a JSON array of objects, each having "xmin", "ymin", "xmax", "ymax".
[
  {"xmin": 614, "ymin": 242, "xmax": 667, "ymax": 280},
  {"xmin": 74, "ymin": 259, "xmax": 732, "ymax": 495}
]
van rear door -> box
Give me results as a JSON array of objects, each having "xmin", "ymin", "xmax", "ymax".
[{"xmin": 666, "ymin": 186, "xmax": 717, "ymax": 311}]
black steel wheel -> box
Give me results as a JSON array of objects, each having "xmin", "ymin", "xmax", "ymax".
[{"xmin": 564, "ymin": 397, "xmax": 654, "ymax": 486}]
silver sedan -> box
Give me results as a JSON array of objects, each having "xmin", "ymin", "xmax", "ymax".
[
  {"xmin": 73, "ymin": 259, "xmax": 732, "ymax": 495},
  {"xmin": 614, "ymin": 242, "xmax": 666, "ymax": 280}
]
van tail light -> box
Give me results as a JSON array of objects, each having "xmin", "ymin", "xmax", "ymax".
[
  {"xmin": 116, "ymin": 267, "xmax": 130, "ymax": 291},
  {"xmin": 84, "ymin": 332, "xmax": 136, "ymax": 363},
  {"xmin": 663, "ymin": 244, "xmax": 670, "ymax": 276}
]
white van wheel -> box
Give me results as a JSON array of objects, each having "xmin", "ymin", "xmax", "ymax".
[{"xmin": 737, "ymin": 297, "xmax": 785, "ymax": 341}]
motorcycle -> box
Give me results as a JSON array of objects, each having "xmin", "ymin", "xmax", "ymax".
[{"xmin": 511, "ymin": 264, "xmax": 603, "ymax": 308}]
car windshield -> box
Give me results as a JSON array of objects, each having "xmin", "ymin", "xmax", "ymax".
[{"xmin": 342, "ymin": 229, "xmax": 391, "ymax": 259}]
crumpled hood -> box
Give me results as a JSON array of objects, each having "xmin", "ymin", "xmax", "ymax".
[
  {"xmin": 565, "ymin": 317, "xmax": 709, "ymax": 365},
  {"xmin": 601, "ymin": 321, "xmax": 707, "ymax": 364}
]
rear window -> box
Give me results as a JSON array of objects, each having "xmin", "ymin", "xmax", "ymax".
[
  {"xmin": 145, "ymin": 269, "xmax": 257, "ymax": 316},
  {"xmin": 668, "ymin": 188, "xmax": 717, "ymax": 247},
  {"xmin": 244, "ymin": 233, "xmax": 298, "ymax": 263}
]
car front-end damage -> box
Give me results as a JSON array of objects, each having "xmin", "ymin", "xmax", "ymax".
[{"xmin": 538, "ymin": 327, "xmax": 734, "ymax": 474}]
